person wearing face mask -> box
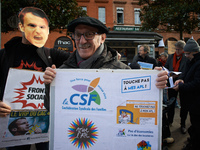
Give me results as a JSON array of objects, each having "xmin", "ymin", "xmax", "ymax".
[{"xmin": 0, "ymin": 7, "xmax": 70, "ymax": 150}]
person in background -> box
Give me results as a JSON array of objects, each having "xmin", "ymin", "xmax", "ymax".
[
  {"xmin": 0, "ymin": 7, "xmax": 70, "ymax": 150},
  {"xmin": 157, "ymin": 52, "xmax": 174, "ymax": 145},
  {"xmin": 130, "ymin": 44, "xmax": 158, "ymax": 69},
  {"xmin": 164, "ymin": 40, "xmax": 188, "ymax": 134},
  {"xmin": 158, "ymin": 52, "xmax": 168, "ymax": 104},
  {"xmin": 158, "ymin": 52, "xmax": 168, "ymax": 67},
  {"xmin": 174, "ymin": 38, "xmax": 200, "ymax": 150}
]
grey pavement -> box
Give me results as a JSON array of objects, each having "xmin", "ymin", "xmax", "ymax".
[
  {"xmin": 165, "ymin": 106, "xmax": 190, "ymax": 150},
  {"xmin": 0, "ymin": 107, "xmax": 190, "ymax": 150}
]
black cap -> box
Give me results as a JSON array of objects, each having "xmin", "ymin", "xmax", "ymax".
[{"xmin": 67, "ymin": 17, "xmax": 109, "ymax": 34}]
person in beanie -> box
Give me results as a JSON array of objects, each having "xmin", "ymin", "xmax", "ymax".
[
  {"xmin": 43, "ymin": 16, "xmax": 168, "ymax": 111},
  {"xmin": 174, "ymin": 38, "xmax": 200, "ymax": 150},
  {"xmin": 164, "ymin": 40, "xmax": 187, "ymax": 134}
]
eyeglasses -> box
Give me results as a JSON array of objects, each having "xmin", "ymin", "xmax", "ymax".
[
  {"xmin": 72, "ymin": 31, "xmax": 100, "ymax": 40},
  {"xmin": 185, "ymin": 52, "xmax": 191, "ymax": 56}
]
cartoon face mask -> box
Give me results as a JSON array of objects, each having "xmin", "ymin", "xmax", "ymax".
[{"xmin": 19, "ymin": 12, "xmax": 49, "ymax": 48}]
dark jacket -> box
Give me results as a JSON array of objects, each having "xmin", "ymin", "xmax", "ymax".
[
  {"xmin": 164, "ymin": 53, "xmax": 186, "ymax": 72},
  {"xmin": 0, "ymin": 37, "xmax": 70, "ymax": 100},
  {"xmin": 131, "ymin": 54, "xmax": 157, "ymax": 69},
  {"xmin": 60, "ymin": 44, "xmax": 130, "ymax": 69},
  {"xmin": 178, "ymin": 52, "xmax": 200, "ymax": 115}
]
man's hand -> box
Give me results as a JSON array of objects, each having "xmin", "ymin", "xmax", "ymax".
[
  {"xmin": 43, "ymin": 65, "xmax": 57, "ymax": 84},
  {"xmin": 117, "ymin": 52, "xmax": 121, "ymax": 60},
  {"xmin": 174, "ymin": 79, "xmax": 184, "ymax": 86},
  {"xmin": 154, "ymin": 67, "xmax": 168, "ymax": 89},
  {"xmin": 173, "ymin": 79, "xmax": 184, "ymax": 91},
  {"xmin": 0, "ymin": 101, "xmax": 11, "ymax": 117}
]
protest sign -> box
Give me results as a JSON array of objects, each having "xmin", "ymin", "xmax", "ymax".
[
  {"xmin": 137, "ymin": 61, "xmax": 153, "ymax": 70},
  {"xmin": 0, "ymin": 69, "xmax": 49, "ymax": 148},
  {"xmin": 0, "ymin": 110, "xmax": 49, "ymax": 148},
  {"xmin": 3, "ymin": 68, "xmax": 46, "ymax": 110},
  {"xmin": 50, "ymin": 69, "xmax": 162, "ymax": 150}
]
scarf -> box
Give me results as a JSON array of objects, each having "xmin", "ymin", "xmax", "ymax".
[
  {"xmin": 76, "ymin": 44, "xmax": 104, "ymax": 68},
  {"xmin": 158, "ymin": 58, "xmax": 166, "ymax": 66},
  {"xmin": 173, "ymin": 52, "xmax": 182, "ymax": 71}
]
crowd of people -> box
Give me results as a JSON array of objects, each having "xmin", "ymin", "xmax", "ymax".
[
  {"xmin": 0, "ymin": 6, "xmax": 199, "ymax": 150},
  {"xmin": 129, "ymin": 38, "xmax": 200, "ymax": 150}
]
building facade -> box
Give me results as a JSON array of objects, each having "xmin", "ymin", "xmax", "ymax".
[
  {"xmin": 1, "ymin": 0, "xmax": 200, "ymax": 65},
  {"xmin": 77, "ymin": 0, "xmax": 200, "ymax": 64}
]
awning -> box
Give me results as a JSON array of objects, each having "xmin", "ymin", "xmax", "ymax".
[{"xmin": 106, "ymin": 31, "xmax": 163, "ymax": 44}]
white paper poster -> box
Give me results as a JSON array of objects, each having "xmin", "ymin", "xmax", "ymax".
[
  {"xmin": 0, "ymin": 68, "xmax": 49, "ymax": 148},
  {"xmin": 3, "ymin": 68, "xmax": 46, "ymax": 110},
  {"xmin": 50, "ymin": 69, "xmax": 162, "ymax": 150}
]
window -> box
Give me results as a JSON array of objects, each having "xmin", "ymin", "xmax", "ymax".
[
  {"xmin": 98, "ymin": 7, "xmax": 106, "ymax": 23},
  {"xmin": 134, "ymin": 8, "xmax": 141, "ymax": 25},
  {"xmin": 81, "ymin": 6, "xmax": 87, "ymax": 12},
  {"xmin": 117, "ymin": 7, "xmax": 124, "ymax": 24}
]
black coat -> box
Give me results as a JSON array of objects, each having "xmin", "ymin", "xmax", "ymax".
[
  {"xmin": 131, "ymin": 54, "xmax": 157, "ymax": 69},
  {"xmin": 165, "ymin": 53, "xmax": 187, "ymax": 72},
  {"xmin": 179, "ymin": 52, "xmax": 200, "ymax": 115},
  {"xmin": 60, "ymin": 43, "xmax": 130, "ymax": 69}
]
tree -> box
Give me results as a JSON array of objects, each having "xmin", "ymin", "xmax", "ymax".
[
  {"xmin": 1, "ymin": 0, "xmax": 87, "ymax": 33},
  {"xmin": 138, "ymin": 0, "xmax": 200, "ymax": 40}
]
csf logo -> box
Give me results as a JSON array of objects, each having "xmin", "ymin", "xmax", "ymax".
[{"xmin": 63, "ymin": 78, "xmax": 101, "ymax": 106}]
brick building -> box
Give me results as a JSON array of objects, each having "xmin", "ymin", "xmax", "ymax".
[
  {"xmin": 77, "ymin": 0, "xmax": 166, "ymax": 64},
  {"xmin": 76, "ymin": 0, "xmax": 200, "ymax": 64},
  {"xmin": 1, "ymin": 0, "xmax": 200, "ymax": 64}
]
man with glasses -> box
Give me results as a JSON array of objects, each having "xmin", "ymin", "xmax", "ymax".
[
  {"xmin": 43, "ymin": 17, "xmax": 168, "ymax": 111},
  {"xmin": 174, "ymin": 38, "xmax": 200, "ymax": 150},
  {"xmin": 130, "ymin": 44, "xmax": 158, "ymax": 69},
  {"xmin": 61, "ymin": 17, "xmax": 130, "ymax": 69},
  {"xmin": 165, "ymin": 40, "xmax": 188, "ymax": 134}
]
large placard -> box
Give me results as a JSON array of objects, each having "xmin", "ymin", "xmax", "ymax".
[
  {"xmin": 50, "ymin": 69, "xmax": 162, "ymax": 150},
  {"xmin": 0, "ymin": 69, "xmax": 49, "ymax": 148}
]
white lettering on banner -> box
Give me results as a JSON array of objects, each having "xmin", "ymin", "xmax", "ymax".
[
  {"xmin": 57, "ymin": 40, "xmax": 71, "ymax": 45},
  {"xmin": 76, "ymin": 127, "xmax": 90, "ymax": 139},
  {"xmin": 140, "ymin": 109, "xmax": 155, "ymax": 113},
  {"xmin": 140, "ymin": 117, "xmax": 155, "ymax": 125},
  {"xmin": 134, "ymin": 105, "xmax": 155, "ymax": 108}
]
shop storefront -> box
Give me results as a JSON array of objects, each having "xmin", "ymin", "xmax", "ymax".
[{"xmin": 105, "ymin": 30, "xmax": 163, "ymax": 65}]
